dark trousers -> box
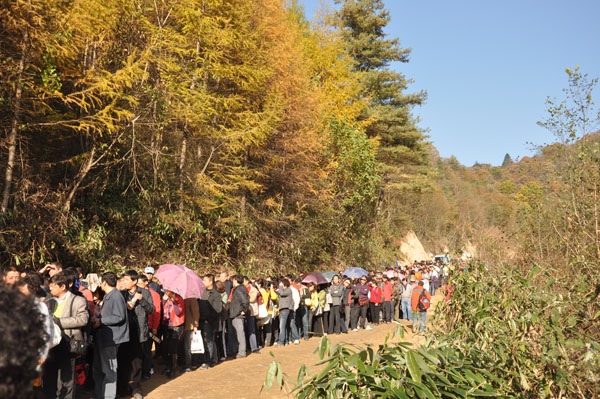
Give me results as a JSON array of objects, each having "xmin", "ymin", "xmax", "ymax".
[
  {"xmin": 369, "ymin": 303, "xmax": 380, "ymax": 324},
  {"xmin": 165, "ymin": 326, "xmax": 183, "ymax": 371},
  {"xmin": 117, "ymin": 340, "xmax": 143, "ymax": 396},
  {"xmin": 141, "ymin": 340, "xmax": 152, "ymax": 377},
  {"xmin": 328, "ymin": 305, "xmax": 341, "ymax": 334},
  {"xmin": 259, "ymin": 319, "xmax": 273, "ymax": 346},
  {"xmin": 296, "ymin": 306, "xmax": 309, "ymax": 339},
  {"xmin": 200, "ymin": 319, "xmax": 218, "ymax": 365},
  {"xmin": 383, "ymin": 301, "xmax": 392, "ymax": 322},
  {"xmin": 351, "ymin": 303, "xmax": 368, "ymax": 329},
  {"xmin": 310, "ymin": 312, "xmax": 324, "ymax": 336},
  {"xmin": 322, "ymin": 311, "xmax": 329, "ymax": 334},
  {"xmin": 42, "ymin": 340, "xmax": 75, "ymax": 399}
]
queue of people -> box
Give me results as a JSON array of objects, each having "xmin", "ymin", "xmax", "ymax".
[{"xmin": 0, "ymin": 259, "xmax": 450, "ymax": 399}]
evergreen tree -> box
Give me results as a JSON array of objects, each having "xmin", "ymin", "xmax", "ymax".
[
  {"xmin": 502, "ymin": 153, "xmax": 514, "ymax": 167},
  {"xmin": 333, "ymin": 0, "xmax": 430, "ymax": 236}
]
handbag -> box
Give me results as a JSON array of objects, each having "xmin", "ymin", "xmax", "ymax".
[
  {"xmin": 314, "ymin": 304, "xmax": 323, "ymax": 316},
  {"xmin": 257, "ymin": 302, "xmax": 269, "ymax": 319},
  {"xmin": 191, "ymin": 330, "xmax": 205, "ymax": 354},
  {"xmin": 65, "ymin": 297, "xmax": 89, "ymax": 356}
]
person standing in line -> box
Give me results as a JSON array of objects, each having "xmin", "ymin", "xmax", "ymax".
[
  {"xmin": 342, "ymin": 278, "xmax": 355, "ymax": 331},
  {"xmin": 42, "ymin": 272, "xmax": 89, "ymax": 399},
  {"xmin": 162, "ymin": 290, "xmax": 184, "ymax": 379},
  {"xmin": 182, "ymin": 295, "xmax": 200, "ymax": 372},
  {"xmin": 400, "ymin": 277, "xmax": 414, "ymax": 321},
  {"xmin": 276, "ymin": 278, "xmax": 293, "ymax": 346},
  {"xmin": 369, "ymin": 279, "xmax": 382, "ymax": 326},
  {"xmin": 137, "ymin": 274, "xmax": 160, "ymax": 380},
  {"xmin": 391, "ymin": 277, "xmax": 403, "ymax": 323},
  {"xmin": 228, "ymin": 275, "xmax": 249, "ymax": 358},
  {"xmin": 352, "ymin": 277, "xmax": 371, "ymax": 331},
  {"xmin": 288, "ymin": 278, "xmax": 302, "ymax": 344},
  {"xmin": 382, "ymin": 276, "xmax": 394, "ymax": 323},
  {"xmin": 117, "ymin": 270, "xmax": 153, "ymax": 399},
  {"xmin": 307, "ymin": 283, "xmax": 325, "ymax": 337},
  {"xmin": 141, "ymin": 267, "xmax": 161, "ymax": 296},
  {"xmin": 295, "ymin": 278, "xmax": 310, "ymax": 341},
  {"xmin": 199, "ymin": 274, "xmax": 222, "ymax": 368},
  {"xmin": 93, "ymin": 272, "xmax": 129, "ymax": 399},
  {"xmin": 243, "ymin": 276, "xmax": 260, "ymax": 353},
  {"xmin": 328, "ymin": 275, "xmax": 343, "ymax": 334},
  {"xmin": 411, "ymin": 280, "xmax": 431, "ymax": 332}
]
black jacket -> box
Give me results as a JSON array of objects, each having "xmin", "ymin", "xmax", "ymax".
[
  {"xmin": 121, "ymin": 287, "xmax": 154, "ymax": 343},
  {"xmin": 229, "ymin": 285, "xmax": 249, "ymax": 319},
  {"xmin": 199, "ymin": 287, "xmax": 223, "ymax": 321}
]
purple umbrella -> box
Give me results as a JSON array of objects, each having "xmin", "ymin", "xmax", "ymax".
[
  {"xmin": 302, "ymin": 272, "xmax": 328, "ymax": 285},
  {"xmin": 155, "ymin": 264, "xmax": 205, "ymax": 299}
]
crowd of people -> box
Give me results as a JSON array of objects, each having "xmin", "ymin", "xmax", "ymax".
[{"xmin": 0, "ymin": 260, "xmax": 455, "ymax": 399}]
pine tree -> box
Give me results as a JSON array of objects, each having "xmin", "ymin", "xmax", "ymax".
[
  {"xmin": 333, "ymin": 0, "xmax": 430, "ymax": 235},
  {"xmin": 502, "ymin": 153, "xmax": 514, "ymax": 167}
]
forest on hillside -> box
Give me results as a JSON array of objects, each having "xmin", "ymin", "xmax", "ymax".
[
  {"xmin": 0, "ymin": 0, "xmax": 430, "ymax": 273},
  {"xmin": 417, "ymin": 67, "xmax": 600, "ymax": 280},
  {"xmin": 1, "ymin": 0, "xmax": 599, "ymax": 280}
]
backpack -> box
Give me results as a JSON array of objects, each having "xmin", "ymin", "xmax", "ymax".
[{"xmin": 416, "ymin": 290, "xmax": 430, "ymax": 311}]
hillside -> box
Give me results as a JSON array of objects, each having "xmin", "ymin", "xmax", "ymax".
[{"xmin": 416, "ymin": 128, "xmax": 600, "ymax": 270}]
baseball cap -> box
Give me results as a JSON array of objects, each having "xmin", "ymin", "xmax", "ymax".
[{"xmin": 144, "ymin": 266, "xmax": 155, "ymax": 274}]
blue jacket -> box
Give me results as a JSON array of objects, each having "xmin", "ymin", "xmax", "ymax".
[{"xmin": 97, "ymin": 288, "xmax": 129, "ymax": 346}]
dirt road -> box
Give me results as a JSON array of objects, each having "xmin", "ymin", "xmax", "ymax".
[{"xmin": 142, "ymin": 293, "xmax": 441, "ymax": 399}]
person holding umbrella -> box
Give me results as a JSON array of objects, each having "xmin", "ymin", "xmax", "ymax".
[
  {"xmin": 351, "ymin": 276, "xmax": 371, "ymax": 331},
  {"xmin": 162, "ymin": 290, "xmax": 184, "ymax": 379}
]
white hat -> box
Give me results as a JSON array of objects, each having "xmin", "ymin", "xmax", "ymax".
[{"xmin": 144, "ymin": 266, "xmax": 155, "ymax": 274}]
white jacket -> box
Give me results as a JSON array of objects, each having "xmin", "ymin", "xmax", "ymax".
[{"xmin": 291, "ymin": 286, "xmax": 300, "ymax": 311}]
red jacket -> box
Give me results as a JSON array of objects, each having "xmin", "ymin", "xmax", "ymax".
[
  {"xmin": 148, "ymin": 287, "xmax": 161, "ymax": 330},
  {"xmin": 162, "ymin": 294, "xmax": 184, "ymax": 327},
  {"xmin": 369, "ymin": 286, "xmax": 382, "ymax": 304},
  {"xmin": 383, "ymin": 282, "xmax": 393, "ymax": 302}
]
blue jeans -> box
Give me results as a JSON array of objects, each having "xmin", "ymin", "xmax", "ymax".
[
  {"xmin": 401, "ymin": 298, "xmax": 412, "ymax": 320},
  {"xmin": 430, "ymin": 282, "xmax": 436, "ymax": 296},
  {"xmin": 413, "ymin": 311, "xmax": 427, "ymax": 331},
  {"xmin": 289, "ymin": 310, "xmax": 300, "ymax": 341},
  {"xmin": 278, "ymin": 309, "xmax": 291, "ymax": 345},
  {"xmin": 296, "ymin": 306, "xmax": 309, "ymax": 339}
]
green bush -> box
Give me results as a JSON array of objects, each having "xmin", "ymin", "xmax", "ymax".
[{"xmin": 264, "ymin": 263, "xmax": 600, "ymax": 398}]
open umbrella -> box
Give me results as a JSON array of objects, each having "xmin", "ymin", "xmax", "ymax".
[
  {"xmin": 321, "ymin": 271, "xmax": 338, "ymax": 283},
  {"xmin": 302, "ymin": 272, "xmax": 328, "ymax": 285},
  {"xmin": 155, "ymin": 264, "xmax": 205, "ymax": 299},
  {"xmin": 342, "ymin": 267, "xmax": 369, "ymax": 279}
]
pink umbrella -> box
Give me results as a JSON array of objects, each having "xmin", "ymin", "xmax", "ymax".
[
  {"xmin": 301, "ymin": 272, "xmax": 328, "ymax": 285},
  {"xmin": 155, "ymin": 264, "xmax": 205, "ymax": 299},
  {"xmin": 384, "ymin": 270, "xmax": 395, "ymax": 278}
]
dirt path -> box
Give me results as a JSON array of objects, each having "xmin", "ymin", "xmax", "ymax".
[{"xmin": 143, "ymin": 293, "xmax": 442, "ymax": 399}]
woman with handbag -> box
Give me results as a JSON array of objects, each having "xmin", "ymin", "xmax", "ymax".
[
  {"xmin": 43, "ymin": 272, "xmax": 89, "ymax": 399},
  {"xmin": 307, "ymin": 283, "xmax": 326, "ymax": 337}
]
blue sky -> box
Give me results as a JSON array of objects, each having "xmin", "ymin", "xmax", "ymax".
[{"xmin": 300, "ymin": 0, "xmax": 600, "ymax": 166}]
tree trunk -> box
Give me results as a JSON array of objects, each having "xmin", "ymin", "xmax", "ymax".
[
  {"xmin": 1, "ymin": 32, "xmax": 28, "ymax": 213},
  {"xmin": 179, "ymin": 133, "xmax": 188, "ymax": 208},
  {"xmin": 64, "ymin": 144, "xmax": 97, "ymax": 213}
]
